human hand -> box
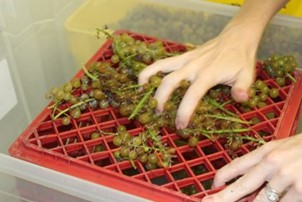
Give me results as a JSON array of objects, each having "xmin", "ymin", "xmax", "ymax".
[
  {"xmin": 138, "ymin": 26, "xmax": 257, "ymax": 129},
  {"xmin": 201, "ymin": 134, "xmax": 302, "ymax": 202}
]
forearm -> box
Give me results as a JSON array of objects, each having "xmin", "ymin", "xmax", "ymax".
[
  {"xmin": 221, "ymin": 0, "xmax": 290, "ymax": 51},
  {"xmin": 233, "ymin": 0, "xmax": 289, "ymax": 27}
]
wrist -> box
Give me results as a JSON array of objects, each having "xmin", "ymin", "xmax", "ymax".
[{"xmin": 220, "ymin": 20, "xmax": 264, "ymax": 55}]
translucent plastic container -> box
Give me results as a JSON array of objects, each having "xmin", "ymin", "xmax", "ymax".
[
  {"xmin": 65, "ymin": 0, "xmax": 302, "ymax": 68},
  {"xmin": 204, "ymin": 0, "xmax": 302, "ymax": 17},
  {"xmin": 9, "ymin": 30, "xmax": 302, "ymax": 201},
  {"xmin": 0, "ymin": 154, "xmax": 148, "ymax": 202}
]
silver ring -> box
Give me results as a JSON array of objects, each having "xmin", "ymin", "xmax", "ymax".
[{"xmin": 265, "ymin": 184, "xmax": 281, "ymax": 202}]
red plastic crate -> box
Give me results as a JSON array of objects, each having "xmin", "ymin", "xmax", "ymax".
[{"xmin": 9, "ymin": 30, "xmax": 302, "ymax": 202}]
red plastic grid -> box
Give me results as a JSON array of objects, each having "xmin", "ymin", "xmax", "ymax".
[{"xmin": 9, "ymin": 31, "xmax": 302, "ymax": 202}]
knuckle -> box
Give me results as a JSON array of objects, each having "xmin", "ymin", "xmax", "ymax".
[
  {"xmin": 233, "ymin": 176, "xmax": 250, "ymax": 193},
  {"xmin": 160, "ymin": 75, "xmax": 178, "ymax": 86},
  {"xmin": 263, "ymin": 151, "xmax": 280, "ymax": 166},
  {"xmin": 278, "ymin": 167, "xmax": 292, "ymax": 179}
]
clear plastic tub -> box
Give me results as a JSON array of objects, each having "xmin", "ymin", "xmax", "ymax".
[
  {"xmin": 9, "ymin": 30, "xmax": 302, "ymax": 201},
  {"xmin": 0, "ymin": 154, "xmax": 148, "ymax": 202},
  {"xmin": 65, "ymin": 0, "xmax": 302, "ymax": 68}
]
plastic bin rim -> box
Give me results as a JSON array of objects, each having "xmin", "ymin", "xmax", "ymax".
[
  {"xmin": 65, "ymin": 0, "xmax": 302, "ymax": 34},
  {"xmin": 0, "ymin": 153, "xmax": 150, "ymax": 202}
]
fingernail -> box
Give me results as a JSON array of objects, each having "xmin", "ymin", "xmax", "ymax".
[
  {"xmin": 175, "ymin": 120, "xmax": 185, "ymax": 130},
  {"xmin": 155, "ymin": 109, "xmax": 162, "ymax": 115},
  {"xmin": 232, "ymin": 89, "xmax": 248, "ymax": 102},
  {"xmin": 202, "ymin": 196, "xmax": 213, "ymax": 202}
]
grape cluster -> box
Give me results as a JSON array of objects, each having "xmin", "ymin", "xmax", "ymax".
[
  {"xmin": 46, "ymin": 30, "xmax": 297, "ymax": 169},
  {"xmin": 238, "ymin": 55, "xmax": 298, "ymax": 112},
  {"xmin": 262, "ymin": 54, "xmax": 297, "ymax": 84},
  {"xmin": 112, "ymin": 125, "xmax": 176, "ymax": 170},
  {"xmin": 243, "ymin": 80, "xmax": 280, "ymax": 109}
]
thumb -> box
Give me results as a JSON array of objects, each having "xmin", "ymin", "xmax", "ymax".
[{"xmin": 231, "ymin": 66, "xmax": 255, "ymax": 103}]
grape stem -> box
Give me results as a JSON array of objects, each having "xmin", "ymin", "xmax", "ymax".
[
  {"xmin": 286, "ymin": 72, "xmax": 296, "ymax": 83},
  {"xmin": 52, "ymin": 98, "xmax": 95, "ymax": 120},
  {"xmin": 204, "ymin": 114, "xmax": 252, "ymax": 124},
  {"xmin": 183, "ymin": 128, "xmax": 250, "ymax": 139},
  {"xmin": 81, "ymin": 64, "xmax": 98, "ymax": 81},
  {"xmin": 119, "ymin": 84, "xmax": 142, "ymax": 91},
  {"xmin": 129, "ymin": 87, "xmax": 155, "ymax": 120},
  {"xmin": 206, "ymin": 97, "xmax": 237, "ymax": 117},
  {"xmin": 240, "ymin": 135, "xmax": 266, "ymax": 145},
  {"xmin": 221, "ymin": 99, "xmax": 234, "ymax": 107},
  {"xmin": 130, "ymin": 159, "xmax": 137, "ymax": 169},
  {"xmin": 98, "ymin": 129, "xmax": 117, "ymax": 136},
  {"xmin": 200, "ymin": 128, "xmax": 250, "ymax": 134}
]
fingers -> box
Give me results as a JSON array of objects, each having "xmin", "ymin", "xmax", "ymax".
[
  {"xmin": 231, "ymin": 62, "xmax": 255, "ymax": 102},
  {"xmin": 255, "ymin": 162, "xmax": 302, "ymax": 202},
  {"xmin": 138, "ymin": 51, "xmax": 195, "ymax": 84},
  {"xmin": 175, "ymin": 75, "xmax": 217, "ymax": 129},
  {"xmin": 262, "ymin": 167, "xmax": 297, "ymax": 198},
  {"xmin": 138, "ymin": 40, "xmax": 215, "ymax": 85},
  {"xmin": 203, "ymin": 162, "xmax": 273, "ymax": 202},
  {"xmin": 213, "ymin": 141, "xmax": 280, "ymax": 188},
  {"xmin": 154, "ymin": 68, "xmax": 191, "ymax": 113}
]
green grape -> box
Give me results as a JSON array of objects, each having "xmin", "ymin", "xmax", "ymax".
[
  {"xmin": 93, "ymin": 89, "xmax": 105, "ymax": 100},
  {"xmin": 276, "ymin": 77, "xmax": 286, "ymax": 87},
  {"xmin": 138, "ymin": 112, "xmax": 152, "ymax": 124},
  {"xmin": 139, "ymin": 154, "xmax": 148, "ymax": 163},
  {"xmin": 111, "ymin": 55, "xmax": 120, "ymax": 64},
  {"xmin": 50, "ymin": 87, "xmax": 59, "ymax": 95},
  {"xmin": 99, "ymin": 100, "xmax": 109, "ymax": 109},
  {"xmin": 261, "ymin": 86, "xmax": 270, "ymax": 94},
  {"xmin": 128, "ymin": 150, "xmax": 138, "ymax": 160},
  {"xmin": 259, "ymin": 93, "xmax": 268, "ymax": 101},
  {"xmin": 94, "ymin": 145, "xmax": 104, "ymax": 152},
  {"xmin": 248, "ymin": 99, "xmax": 258, "ymax": 108},
  {"xmin": 71, "ymin": 108, "xmax": 81, "ymax": 119},
  {"xmin": 142, "ymin": 54, "xmax": 152, "ymax": 63},
  {"xmin": 113, "ymin": 135, "xmax": 122, "ymax": 146},
  {"xmin": 275, "ymin": 70, "xmax": 284, "ymax": 77},
  {"xmin": 63, "ymin": 82, "xmax": 73, "ymax": 93},
  {"xmin": 56, "ymin": 90, "xmax": 65, "ymax": 101},
  {"xmin": 132, "ymin": 136, "xmax": 142, "ymax": 146},
  {"xmin": 69, "ymin": 96, "xmax": 77, "ymax": 104},
  {"xmin": 117, "ymin": 125, "xmax": 127, "ymax": 133},
  {"xmin": 257, "ymin": 101, "xmax": 267, "ymax": 108},
  {"xmin": 91, "ymin": 132, "xmax": 100, "ymax": 139},
  {"xmin": 269, "ymin": 88, "xmax": 279, "ymax": 98},
  {"xmin": 164, "ymin": 101, "xmax": 176, "ymax": 111},
  {"xmin": 149, "ymin": 75, "xmax": 162, "ymax": 87},
  {"xmin": 63, "ymin": 92, "xmax": 71, "ymax": 101},
  {"xmin": 62, "ymin": 117, "xmax": 71, "ymax": 125},
  {"xmin": 148, "ymin": 153, "xmax": 158, "ymax": 164},
  {"xmin": 91, "ymin": 80, "xmax": 101, "ymax": 89},
  {"xmin": 255, "ymin": 80, "xmax": 266, "ymax": 90},
  {"xmin": 179, "ymin": 79, "xmax": 190, "ymax": 89},
  {"xmin": 120, "ymin": 146, "xmax": 130, "ymax": 157},
  {"xmin": 120, "ymin": 131, "xmax": 131, "ymax": 142},
  {"xmin": 188, "ymin": 136, "xmax": 199, "ymax": 147},
  {"xmin": 176, "ymin": 129, "xmax": 191, "ymax": 139},
  {"xmin": 148, "ymin": 97, "xmax": 158, "ymax": 109},
  {"xmin": 114, "ymin": 150, "xmax": 121, "ymax": 159},
  {"xmin": 228, "ymin": 137, "xmax": 243, "ymax": 151}
]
